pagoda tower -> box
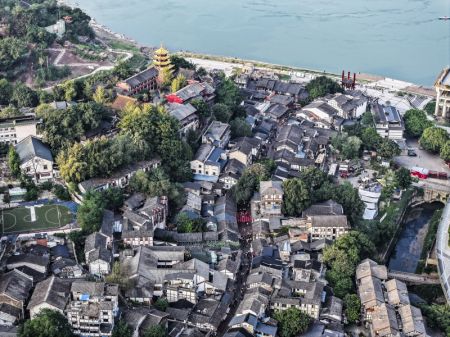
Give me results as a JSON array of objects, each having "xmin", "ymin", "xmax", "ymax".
[
  {"xmin": 153, "ymin": 44, "xmax": 172, "ymax": 70},
  {"xmin": 153, "ymin": 44, "xmax": 173, "ymax": 86}
]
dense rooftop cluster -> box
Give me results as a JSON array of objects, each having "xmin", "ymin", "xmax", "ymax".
[{"xmin": 0, "ymin": 1, "xmax": 447, "ymax": 337}]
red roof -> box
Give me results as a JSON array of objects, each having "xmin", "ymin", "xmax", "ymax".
[{"xmin": 166, "ymin": 94, "xmax": 183, "ymax": 104}]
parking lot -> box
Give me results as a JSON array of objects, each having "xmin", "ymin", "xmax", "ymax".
[{"xmin": 394, "ymin": 139, "xmax": 450, "ymax": 174}]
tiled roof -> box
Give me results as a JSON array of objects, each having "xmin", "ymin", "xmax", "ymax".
[
  {"xmin": 27, "ymin": 275, "xmax": 71, "ymax": 312},
  {"xmin": 15, "ymin": 136, "xmax": 53, "ymax": 163}
]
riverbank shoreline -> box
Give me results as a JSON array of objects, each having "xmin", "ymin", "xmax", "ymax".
[{"xmin": 59, "ymin": 0, "xmax": 436, "ymax": 98}]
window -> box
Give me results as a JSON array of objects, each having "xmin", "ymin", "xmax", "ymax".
[{"xmin": 43, "ymin": 165, "xmax": 48, "ymax": 170}]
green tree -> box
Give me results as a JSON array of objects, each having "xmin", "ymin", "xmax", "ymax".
[
  {"xmin": 419, "ymin": 127, "xmax": 449, "ymax": 153},
  {"xmin": 11, "ymin": 84, "xmax": 38, "ymax": 108},
  {"xmin": 333, "ymin": 182, "xmax": 365, "ymax": 225},
  {"xmin": 191, "ymin": 99, "xmax": 210, "ymax": 120},
  {"xmin": 56, "ymin": 143, "xmax": 87, "ymax": 183},
  {"xmin": 176, "ymin": 213, "xmax": 203, "ymax": 233},
  {"xmin": 231, "ymin": 163, "xmax": 269, "ymax": 206},
  {"xmin": 77, "ymin": 190, "xmax": 105, "ymax": 234},
  {"xmin": 18, "ymin": 309, "xmax": 74, "ymax": 337},
  {"xmin": 441, "ymin": 140, "xmax": 450, "ymax": 162},
  {"xmin": 424, "ymin": 101, "xmax": 436, "ymax": 115},
  {"xmin": 92, "ymin": 85, "xmax": 107, "ymax": 104},
  {"xmin": 170, "ymin": 55, "xmax": 195, "ymax": 71},
  {"xmin": 8, "ymin": 145, "xmax": 21, "ymax": 178},
  {"xmin": 395, "ymin": 167, "xmax": 412, "ymax": 189},
  {"xmin": 344, "ymin": 294, "xmax": 361, "ymax": 323},
  {"xmin": 216, "ymin": 73, "xmax": 241, "ymax": 107},
  {"xmin": 274, "ymin": 308, "xmax": 311, "ymax": 337},
  {"xmin": 154, "ymin": 297, "xmax": 169, "ymax": 311},
  {"xmin": 118, "ymin": 104, "xmax": 191, "ymax": 182},
  {"xmin": 230, "ymin": 117, "xmax": 252, "ymax": 138},
  {"xmin": 112, "ymin": 320, "xmax": 132, "ymax": 337},
  {"xmin": 0, "ymin": 37, "xmax": 27, "ymax": 69},
  {"xmin": 378, "ymin": 138, "xmax": 401, "ymax": 159},
  {"xmin": 323, "ymin": 231, "xmax": 375, "ymax": 298},
  {"xmin": 171, "ymin": 74, "xmax": 187, "ymax": 93},
  {"xmin": 282, "ymin": 178, "xmax": 311, "ymax": 216},
  {"xmin": 103, "ymin": 187, "xmax": 124, "ymax": 210},
  {"xmin": 341, "ymin": 136, "xmax": 362, "ymax": 159},
  {"xmin": 212, "ymin": 103, "xmax": 232, "ymax": 123},
  {"xmin": 38, "ymin": 102, "xmax": 106, "ymax": 153},
  {"xmin": 0, "ymin": 105, "xmax": 22, "ymax": 118},
  {"xmin": 129, "ymin": 170, "xmax": 150, "ymax": 193},
  {"xmin": 299, "ymin": 167, "xmax": 329, "ymax": 194},
  {"xmin": 53, "ymin": 184, "xmax": 71, "ymax": 201},
  {"xmin": 0, "ymin": 78, "xmax": 13, "ymax": 105},
  {"xmin": 361, "ymin": 127, "xmax": 382, "ymax": 150},
  {"xmin": 360, "ymin": 111, "xmax": 374, "ymax": 126},
  {"xmin": 419, "ymin": 304, "xmax": 450, "ymax": 336},
  {"xmin": 196, "ymin": 67, "xmax": 207, "ymax": 77},
  {"xmin": 403, "ymin": 109, "xmax": 433, "ymax": 138},
  {"xmin": 105, "ymin": 261, "xmax": 130, "ymax": 289},
  {"xmin": 62, "ymin": 81, "xmax": 78, "ymax": 102},
  {"xmin": 306, "ymin": 76, "xmax": 343, "ymax": 100},
  {"xmin": 159, "ymin": 67, "xmax": 173, "ymax": 88},
  {"xmin": 143, "ymin": 325, "xmax": 167, "ymax": 337}
]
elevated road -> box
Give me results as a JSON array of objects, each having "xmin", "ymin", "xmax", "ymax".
[
  {"xmin": 436, "ymin": 201, "xmax": 450, "ymax": 304},
  {"xmin": 387, "ymin": 271, "xmax": 440, "ymax": 285}
]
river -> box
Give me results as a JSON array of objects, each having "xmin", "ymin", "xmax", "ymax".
[
  {"xmin": 70, "ymin": 0, "xmax": 450, "ymax": 85},
  {"xmin": 388, "ymin": 203, "xmax": 443, "ymax": 273}
]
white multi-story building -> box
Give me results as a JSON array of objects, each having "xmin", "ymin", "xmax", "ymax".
[
  {"xmin": 435, "ymin": 68, "xmax": 450, "ymax": 118},
  {"xmin": 0, "ymin": 116, "xmax": 38, "ymax": 144},
  {"xmin": 327, "ymin": 92, "xmax": 368, "ymax": 119},
  {"xmin": 372, "ymin": 103, "xmax": 404, "ymax": 140},
  {"xmin": 66, "ymin": 281, "xmax": 118, "ymax": 337},
  {"xmin": 190, "ymin": 144, "xmax": 227, "ymax": 182}
]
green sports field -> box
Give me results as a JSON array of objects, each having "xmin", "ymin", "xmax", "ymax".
[{"xmin": 1, "ymin": 205, "xmax": 74, "ymax": 234}]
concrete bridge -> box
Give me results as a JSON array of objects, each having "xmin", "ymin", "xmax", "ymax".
[
  {"xmin": 388, "ymin": 271, "xmax": 441, "ymax": 285},
  {"xmin": 412, "ymin": 181, "xmax": 450, "ymax": 203}
]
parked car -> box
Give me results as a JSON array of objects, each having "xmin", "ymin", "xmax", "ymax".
[{"xmin": 407, "ymin": 149, "xmax": 417, "ymax": 157}]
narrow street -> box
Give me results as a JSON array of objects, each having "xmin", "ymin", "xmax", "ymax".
[{"xmin": 217, "ymin": 218, "xmax": 253, "ymax": 336}]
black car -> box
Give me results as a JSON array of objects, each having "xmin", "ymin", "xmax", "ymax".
[{"xmin": 407, "ymin": 149, "xmax": 417, "ymax": 157}]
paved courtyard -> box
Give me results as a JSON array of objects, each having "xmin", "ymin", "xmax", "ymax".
[{"xmin": 394, "ymin": 139, "xmax": 450, "ymax": 174}]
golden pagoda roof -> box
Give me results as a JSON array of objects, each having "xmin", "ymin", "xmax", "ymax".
[
  {"xmin": 154, "ymin": 45, "xmax": 169, "ymax": 56},
  {"xmin": 154, "ymin": 60, "xmax": 171, "ymax": 66}
]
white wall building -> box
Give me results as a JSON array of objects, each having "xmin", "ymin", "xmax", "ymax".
[
  {"xmin": 15, "ymin": 136, "xmax": 53, "ymax": 182},
  {"xmin": 0, "ymin": 117, "xmax": 38, "ymax": 144},
  {"xmin": 372, "ymin": 103, "xmax": 404, "ymax": 140}
]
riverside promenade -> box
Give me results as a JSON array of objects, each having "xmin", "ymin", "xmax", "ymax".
[{"xmin": 437, "ymin": 200, "xmax": 450, "ymax": 304}]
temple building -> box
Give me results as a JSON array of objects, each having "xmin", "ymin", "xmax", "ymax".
[
  {"xmin": 115, "ymin": 44, "xmax": 174, "ymax": 96},
  {"xmin": 435, "ymin": 68, "xmax": 450, "ymax": 118},
  {"xmin": 116, "ymin": 67, "xmax": 159, "ymax": 96}
]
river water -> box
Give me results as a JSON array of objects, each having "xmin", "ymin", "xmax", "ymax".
[
  {"xmin": 72, "ymin": 0, "xmax": 450, "ymax": 85},
  {"xmin": 388, "ymin": 203, "xmax": 443, "ymax": 273}
]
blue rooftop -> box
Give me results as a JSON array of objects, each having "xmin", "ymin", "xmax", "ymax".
[{"xmin": 256, "ymin": 322, "xmax": 277, "ymax": 336}]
